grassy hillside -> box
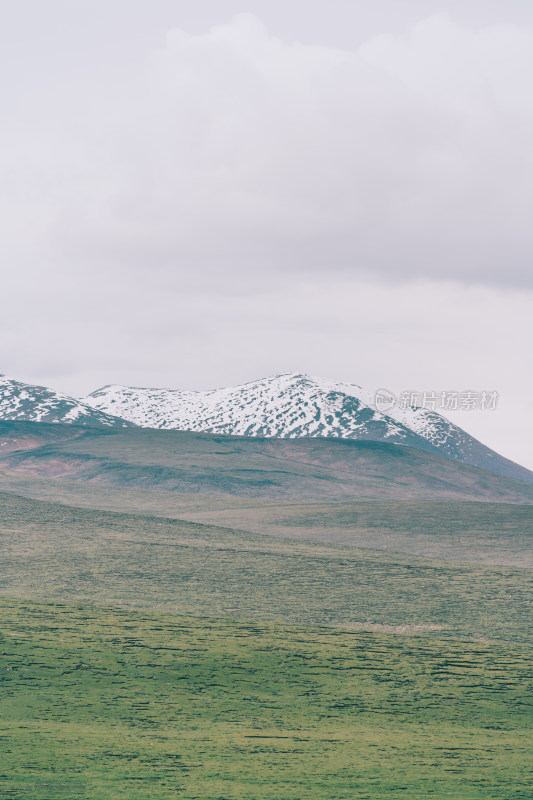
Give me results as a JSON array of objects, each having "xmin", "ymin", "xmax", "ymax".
[
  {"xmin": 0, "ymin": 422, "xmax": 532, "ymax": 570},
  {"xmin": 1, "ymin": 491, "xmax": 532, "ymax": 643},
  {"xmin": 1, "ymin": 423, "xmax": 532, "ymax": 503},
  {"xmin": 180, "ymin": 498, "xmax": 533, "ymax": 566},
  {"xmin": 1, "ymin": 599, "xmax": 532, "ymax": 800},
  {"xmin": 0, "ymin": 468, "xmax": 532, "ymax": 566}
]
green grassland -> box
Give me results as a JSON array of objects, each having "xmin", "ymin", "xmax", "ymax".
[
  {"xmin": 0, "ymin": 472, "xmax": 532, "ymax": 567},
  {"xmin": 176, "ymin": 498, "xmax": 533, "ymax": 566},
  {"xmin": 1, "ymin": 599, "xmax": 532, "ymax": 800},
  {"xmin": 1, "ymin": 491, "xmax": 532, "ymax": 643},
  {"xmin": 0, "ymin": 424, "xmax": 532, "ymax": 797}
]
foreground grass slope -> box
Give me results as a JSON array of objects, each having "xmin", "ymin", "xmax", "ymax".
[
  {"xmin": 1, "ymin": 599, "xmax": 532, "ymax": 800},
  {"xmin": 1, "ymin": 492, "xmax": 532, "ymax": 643}
]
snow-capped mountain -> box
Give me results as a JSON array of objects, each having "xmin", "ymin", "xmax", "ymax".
[
  {"xmin": 1, "ymin": 371, "xmax": 529, "ymax": 484},
  {"xmin": 0, "ymin": 374, "xmax": 134, "ymax": 427},
  {"xmin": 83, "ymin": 373, "xmax": 532, "ymax": 483}
]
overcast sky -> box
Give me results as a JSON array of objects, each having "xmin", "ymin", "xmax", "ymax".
[{"xmin": 1, "ymin": 1, "xmax": 532, "ymax": 468}]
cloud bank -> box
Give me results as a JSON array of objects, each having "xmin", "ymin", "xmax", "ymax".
[{"xmin": 2, "ymin": 13, "xmax": 533, "ymax": 287}]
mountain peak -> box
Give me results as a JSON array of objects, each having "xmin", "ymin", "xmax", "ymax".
[
  {"xmin": 82, "ymin": 373, "xmax": 533, "ymax": 484},
  {"xmin": 0, "ymin": 374, "xmax": 135, "ymax": 428},
  {"xmin": 2, "ymin": 372, "xmax": 530, "ymax": 485}
]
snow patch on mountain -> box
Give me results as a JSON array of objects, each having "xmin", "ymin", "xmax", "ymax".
[
  {"xmin": 0, "ymin": 374, "xmax": 134, "ymax": 427},
  {"xmin": 80, "ymin": 373, "xmax": 492, "ymax": 466}
]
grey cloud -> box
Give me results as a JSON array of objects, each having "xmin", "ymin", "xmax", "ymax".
[{"xmin": 2, "ymin": 13, "xmax": 533, "ymax": 287}]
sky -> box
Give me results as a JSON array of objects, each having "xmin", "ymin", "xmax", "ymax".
[{"xmin": 1, "ymin": 1, "xmax": 532, "ymax": 468}]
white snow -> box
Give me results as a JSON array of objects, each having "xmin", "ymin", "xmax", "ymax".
[
  {"xmin": 82, "ymin": 372, "xmax": 462, "ymax": 455},
  {"xmin": 0, "ymin": 375, "xmax": 131, "ymax": 427}
]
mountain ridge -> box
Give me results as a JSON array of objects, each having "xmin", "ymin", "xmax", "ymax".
[
  {"xmin": 0, "ymin": 374, "xmax": 134, "ymax": 428},
  {"xmin": 1, "ymin": 371, "xmax": 531, "ymax": 485},
  {"xmin": 83, "ymin": 372, "xmax": 533, "ymax": 485}
]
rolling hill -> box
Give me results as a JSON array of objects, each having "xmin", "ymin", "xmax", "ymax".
[{"xmin": 1, "ymin": 421, "xmax": 532, "ymax": 505}]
